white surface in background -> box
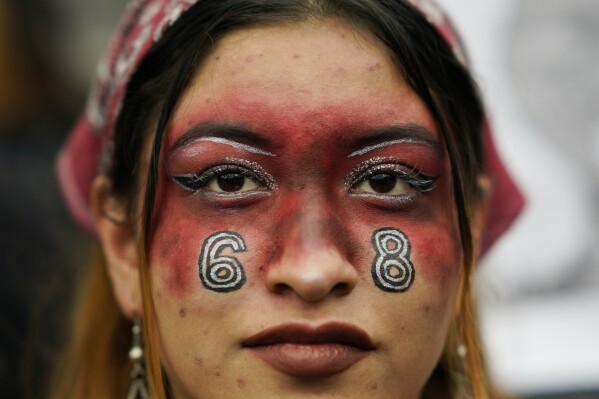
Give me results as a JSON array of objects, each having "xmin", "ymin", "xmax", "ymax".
[
  {"xmin": 593, "ymin": 119, "xmax": 599, "ymax": 172},
  {"xmin": 436, "ymin": 0, "xmax": 599, "ymax": 394},
  {"xmin": 478, "ymin": 290, "xmax": 599, "ymax": 393}
]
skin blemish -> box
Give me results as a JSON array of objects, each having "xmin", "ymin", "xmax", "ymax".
[
  {"xmin": 292, "ymin": 53, "xmax": 301, "ymax": 59},
  {"xmin": 245, "ymin": 55, "xmax": 254, "ymax": 63},
  {"xmin": 194, "ymin": 357, "xmax": 203, "ymax": 367},
  {"xmin": 179, "ymin": 307, "xmax": 187, "ymax": 318},
  {"xmin": 371, "ymin": 383, "xmax": 378, "ymax": 391},
  {"xmin": 237, "ymin": 378, "xmax": 247, "ymax": 389},
  {"xmin": 368, "ymin": 62, "xmax": 381, "ymax": 72}
]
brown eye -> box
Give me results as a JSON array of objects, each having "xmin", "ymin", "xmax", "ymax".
[
  {"xmin": 368, "ymin": 174, "xmax": 396, "ymax": 193},
  {"xmin": 355, "ymin": 173, "xmax": 409, "ymax": 195},
  {"xmin": 217, "ymin": 173, "xmax": 245, "ymax": 192},
  {"xmin": 172, "ymin": 160, "xmax": 276, "ymax": 194},
  {"xmin": 207, "ymin": 173, "xmax": 259, "ymax": 193}
]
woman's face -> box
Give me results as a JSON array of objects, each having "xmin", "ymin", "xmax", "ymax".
[{"xmin": 148, "ymin": 19, "xmax": 462, "ymax": 399}]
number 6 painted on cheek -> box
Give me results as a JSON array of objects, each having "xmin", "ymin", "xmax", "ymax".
[
  {"xmin": 199, "ymin": 231, "xmax": 247, "ymax": 293},
  {"xmin": 371, "ymin": 228, "xmax": 415, "ymax": 292}
]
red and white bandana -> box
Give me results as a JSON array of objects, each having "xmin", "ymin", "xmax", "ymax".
[{"xmin": 56, "ymin": 0, "xmax": 524, "ymax": 254}]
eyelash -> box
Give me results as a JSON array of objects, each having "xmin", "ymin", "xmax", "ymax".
[
  {"xmin": 172, "ymin": 158, "xmax": 436, "ymax": 197},
  {"xmin": 172, "ymin": 160, "xmax": 275, "ymax": 193},
  {"xmin": 347, "ymin": 161, "xmax": 438, "ymax": 194}
]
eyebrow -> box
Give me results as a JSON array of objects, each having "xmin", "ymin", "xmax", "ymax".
[
  {"xmin": 169, "ymin": 121, "xmax": 275, "ymax": 156},
  {"xmin": 347, "ymin": 124, "xmax": 442, "ymax": 157}
]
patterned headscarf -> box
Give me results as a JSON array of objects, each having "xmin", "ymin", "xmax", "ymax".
[{"xmin": 56, "ymin": 0, "xmax": 524, "ymax": 254}]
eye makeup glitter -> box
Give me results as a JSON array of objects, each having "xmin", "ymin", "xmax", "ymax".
[
  {"xmin": 346, "ymin": 157, "xmax": 438, "ymax": 195},
  {"xmin": 171, "ymin": 158, "xmax": 277, "ymax": 194}
]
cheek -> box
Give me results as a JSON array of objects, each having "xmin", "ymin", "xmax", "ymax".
[
  {"xmin": 150, "ymin": 215, "xmax": 202, "ymax": 298},
  {"xmin": 149, "ymin": 184, "xmax": 210, "ymax": 298},
  {"xmin": 149, "ymin": 172, "xmax": 461, "ymax": 299},
  {"xmin": 148, "ymin": 187, "xmax": 273, "ymax": 299},
  {"xmin": 339, "ymin": 209, "xmax": 461, "ymax": 291},
  {"xmin": 411, "ymin": 225, "xmax": 462, "ymax": 289},
  {"xmin": 402, "ymin": 182, "xmax": 463, "ymax": 291}
]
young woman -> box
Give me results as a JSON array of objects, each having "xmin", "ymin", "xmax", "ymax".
[{"xmin": 54, "ymin": 0, "xmax": 524, "ymax": 398}]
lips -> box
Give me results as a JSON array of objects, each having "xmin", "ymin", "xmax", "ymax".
[{"xmin": 242, "ymin": 322, "xmax": 375, "ymax": 378}]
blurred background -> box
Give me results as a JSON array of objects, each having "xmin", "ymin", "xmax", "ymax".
[{"xmin": 0, "ymin": 0, "xmax": 597, "ymax": 398}]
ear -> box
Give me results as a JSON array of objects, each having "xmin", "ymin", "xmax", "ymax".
[{"xmin": 90, "ymin": 176, "xmax": 142, "ymax": 319}]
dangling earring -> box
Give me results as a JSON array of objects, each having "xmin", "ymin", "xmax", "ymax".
[
  {"xmin": 457, "ymin": 342, "xmax": 467, "ymax": 359},
  {"xmin": 127, "ymin": 318, "xmax": 150, "ymax": 399}
]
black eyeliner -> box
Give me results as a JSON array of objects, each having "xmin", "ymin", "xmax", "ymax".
[
  {"xmin": 346, "ymin": 157, "xmax": 438, "ymax": 194},
  {"xmin": 171, "ymin": 158, "xmax": 276, "ymax": 193}
]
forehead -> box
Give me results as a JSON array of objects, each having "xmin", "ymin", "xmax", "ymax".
[
  {"xmin": 204, "ymin": 20, "xmax": 401, "ymax": 99},
  {"xmin": 171, "ymin": 19, "xmax": 438, "ymax": 142}
]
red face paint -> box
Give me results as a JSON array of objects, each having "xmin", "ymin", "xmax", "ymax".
[{"xmin": 151, "ymin": 91, "xmax": 459, "ymax": 295}]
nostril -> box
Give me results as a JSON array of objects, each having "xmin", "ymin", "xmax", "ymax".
[
  {"xmin": 272, "ymin": 282, "xmax": 292, "ymax": 295},
  {"xmin": 332, "ymin": 282, "xmax": 353, "ymax": 296}
]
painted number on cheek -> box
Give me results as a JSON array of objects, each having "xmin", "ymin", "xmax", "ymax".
[
  {"xmin": 199, "ymin": 231, "xmax": 247, "ymax": 293},
  {"xmin": 371, "ymin": 228, "xmax": 415, "ymax": 293}
]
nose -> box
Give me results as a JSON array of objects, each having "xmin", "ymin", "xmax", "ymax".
[
  {"xmin": 265, "ymin": 198, "xmax": 359, "ymax": 303},
  {"xmin": 266, "ymin": 245, "xmax": 358, "ymax": 302}
]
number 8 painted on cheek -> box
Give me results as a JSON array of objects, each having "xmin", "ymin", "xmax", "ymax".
[
  {"xmin": 371, "ymin": 228, "xmax": 415, "ymax": 292},
  {"xmin": 199, "ymin": 231, "xmax": 247, "ymax": 293}
]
